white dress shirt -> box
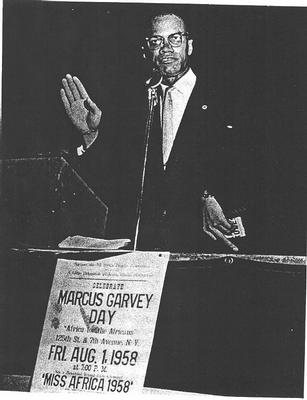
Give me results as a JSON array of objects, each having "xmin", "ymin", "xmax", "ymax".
[{"xmin": 160, "ymin": 68, "xmax": 197, "ymax": 165}]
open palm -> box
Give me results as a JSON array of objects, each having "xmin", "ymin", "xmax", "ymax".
[{"xmin": 60, "ymin": 74, "xmax": 102, "ymax": 134}]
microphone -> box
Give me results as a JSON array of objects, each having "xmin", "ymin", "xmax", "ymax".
[
  {"xmin": 145, "ymin": 71, "xmax": 162, "ymax": 89},
  {"xmin": 134, "ymin": 71, "xmax": 162, "ymax": 250}
]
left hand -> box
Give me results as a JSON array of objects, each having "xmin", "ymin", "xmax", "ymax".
[{"xmin": 202, "ymin": 195, "xmax": 239, "ymax": 252}]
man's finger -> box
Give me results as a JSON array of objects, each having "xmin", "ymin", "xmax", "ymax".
[
  {"xmin": 73, "ymin": 76, "xmax": 89, "ymax": 99},
  {"xmin": 213, "ymin": 223, "xmax": 232, "ymax": 235},
  {"xmin": 85, "ymin": 97, "xmax": 99, "ymax": 113},
  {"xmin": 66, "ymin": 74, "xmax": 81, "ymax": 100},
  {"xmin": 203, "ymin": 227, "xmax": 217, "ymax": 241},
  {"xmin": 202, "ymin": 209, "xmax": 217, "ymax": 240},
  {"xmin": 210, "ymin": 226, "xmax": 239, "ymax": 252},
  {"xmin": 62, "ymin": 78, "xmax": 74, "ymax": 104},
  {"xmin": 60, "ymin": 89, "xmax": 71, "ymax": 115},
  {"xmin": 203, "ymin": 208, "xmax": 217, "ymax": 240},
  {"xmin": 218, "ymin": 218, "xmax": 233, "ymax": 231}
]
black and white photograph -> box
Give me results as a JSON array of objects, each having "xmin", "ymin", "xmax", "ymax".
[{"xmin": 0, "ymin": 0, "xmax": 306, "ymax": 397}]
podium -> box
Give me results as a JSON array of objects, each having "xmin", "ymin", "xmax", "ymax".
[
  {"xmin": 0, "ymin": 157, "xmax": 305, "ymax": 397},
  {"xmin": 1, "ymin": 250, "xmax": 305, "ymax": 397},
  {"xmin": 0, "ymin": 156, "xmax": 108, "ymax": 247}
]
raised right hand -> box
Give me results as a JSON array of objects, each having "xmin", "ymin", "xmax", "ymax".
[{"xmin": 60, "ymin": 74, "xmax": 102, "ymax": 135}]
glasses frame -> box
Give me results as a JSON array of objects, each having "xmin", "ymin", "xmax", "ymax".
[{"xmin": 145, "ymin": 31, "xmax": 189, "ymax": 50}]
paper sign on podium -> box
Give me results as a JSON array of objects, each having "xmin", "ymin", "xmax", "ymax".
[{"xmin": 31, "ymin": 252, "xmax": 169, "ymax": 394}]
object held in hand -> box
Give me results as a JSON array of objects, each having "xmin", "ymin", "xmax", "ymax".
[{"xmin": 225, "ymin": 216, "xmax": 246, "ymax": 239}]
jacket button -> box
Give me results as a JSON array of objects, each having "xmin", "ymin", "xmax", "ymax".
[{"xmin": 201, "ymin": 104, "xmax": 208, "ymax": 110}]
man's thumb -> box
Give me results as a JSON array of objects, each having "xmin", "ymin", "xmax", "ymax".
[{"xmin": 85, "ymin": 97, "xmax": 97, "ymax": 111}]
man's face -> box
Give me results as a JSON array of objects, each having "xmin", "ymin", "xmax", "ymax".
[{"xmin": 148, "ymin": 15, "xmax": 193, "ymax": 79}]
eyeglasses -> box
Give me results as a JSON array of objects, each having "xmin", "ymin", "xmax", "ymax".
[{"xmin": 145, "ymin": 31, "xmax": 189, "ymax": 50}]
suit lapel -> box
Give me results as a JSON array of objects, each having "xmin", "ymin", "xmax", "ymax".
[{"xmin": 164, "ymin": 79, "xmax": 208, "ymax": 174}]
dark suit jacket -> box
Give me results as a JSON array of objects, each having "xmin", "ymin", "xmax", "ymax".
[{"xmin": 73, "ymin": 75, "xmax": 251, "ymax": 252}]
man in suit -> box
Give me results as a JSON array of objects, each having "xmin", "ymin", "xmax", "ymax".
[{"xmin": 60, "ymin": 12, "xmax": 242, "ymax": 252}]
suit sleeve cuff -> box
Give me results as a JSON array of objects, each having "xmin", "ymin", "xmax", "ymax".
[{"xmin": 77, "ymin": 144, "xmax": 86, "ymax": 156}]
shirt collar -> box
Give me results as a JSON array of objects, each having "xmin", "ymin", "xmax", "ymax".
[{"xmin": 160, "ymin": 68, "xmax": 196, "ymax": 97}]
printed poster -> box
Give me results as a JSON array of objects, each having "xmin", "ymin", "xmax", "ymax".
[{"xmin": 31, "ymin": 251, "xmax": 169, "ymax": 393}]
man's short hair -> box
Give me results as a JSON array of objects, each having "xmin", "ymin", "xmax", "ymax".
[{"xmin": 145, "ymin": 11, "xmax": 191, "ymax": 38}]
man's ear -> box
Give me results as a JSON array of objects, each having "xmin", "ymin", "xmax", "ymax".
[
  {"xmin": 141, "ymin": 45, "xmax": 147, "ymax": 60},
  {"xmin": 141, "ymin": 40, "xmax": 152, "ymax": 61},
  {"xmin": 188, "ymin": 39, "xmax": 193, "ymax": 56}
]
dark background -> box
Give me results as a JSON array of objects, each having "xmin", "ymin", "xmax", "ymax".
[
  {"xmin": 3, "ymin": 1, "xmax": 307, "ymax": 156},
  {"xmin": 2, "ymin": 1, "xmax": 307, "ymax": 254}
]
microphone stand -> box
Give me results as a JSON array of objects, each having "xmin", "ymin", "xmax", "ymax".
[{"xmin": 133, "ymin": 77, "xmax": 162, "ymax": 250}]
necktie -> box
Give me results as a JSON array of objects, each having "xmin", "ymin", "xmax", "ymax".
[{"xmin": 162, "ymin": 86, "xmax": 175, "ymax": 165}]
